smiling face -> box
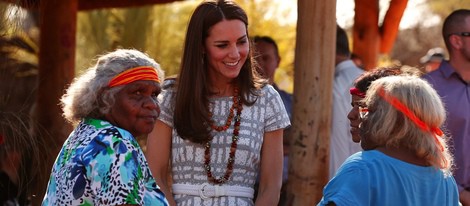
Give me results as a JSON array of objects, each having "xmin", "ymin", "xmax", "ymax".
[
  {"xmin": 105, "ymin": 80, "xmax": 161, "ymax": 137},
  {"xmin": 347, "ymin": 94, "xmax": 364, "ymax": 143},
  {"xmin": 204, "ymin": 19, "xmax": 249, "ymax": 85}
]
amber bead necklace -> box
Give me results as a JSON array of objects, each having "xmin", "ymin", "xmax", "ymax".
[{"xmin": 205, "ymin": 86, "xmax": 243, "ymax": 184}]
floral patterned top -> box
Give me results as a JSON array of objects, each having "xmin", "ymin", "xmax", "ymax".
[{"xmin": 42, "ymin": 118, "xmax": 168, "ymax": 206}]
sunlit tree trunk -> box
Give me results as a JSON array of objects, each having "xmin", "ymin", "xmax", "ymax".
[
  {"xmin": 353, "ymin": 0, "xmax": 408, "ymax": 70},
  {"xmin": 285, "ymin": 0, "xmax": 336, "ymax": 205},
  {"xmin": 353, "ymin": 0, "xmax": 380, "ymax": 70},
  {"xmin": 31, "ymin": 0, "xmax": 76, "ymax": 204},
  {"xmin": 380, "ymin": 0, "xmax": 408, "ymax": 54}
]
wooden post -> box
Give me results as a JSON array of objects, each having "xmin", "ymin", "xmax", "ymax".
[
  {"xmin": 285, "ymin": 0, "xmax": 336, "ymax": 205},
  {"xmin": 31, "ymin": 0, "xmax": 76, "ymax": 204}
]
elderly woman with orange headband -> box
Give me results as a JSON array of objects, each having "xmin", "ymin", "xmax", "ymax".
[
  {"xmin": 318, "ymin": 75, "xmax": 459, "ymax": 206},
  {"xmin": 42, "ymin": 49, "xmax": 168, "ymax": 206}
]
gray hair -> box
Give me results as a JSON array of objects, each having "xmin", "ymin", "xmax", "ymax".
[
  {"xmin": 61, "ymin": 49, "xmax": 164, "ymax": 124},
  {"xmin": 361, "ymin": 75, "xmax": 453, "ymax": 173}
]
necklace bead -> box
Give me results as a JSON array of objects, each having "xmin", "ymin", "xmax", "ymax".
[{"xmin": 205, "ymin": 86, "xmax": 242, "ymax": 184}]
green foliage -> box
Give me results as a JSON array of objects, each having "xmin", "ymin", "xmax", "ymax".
[
  {"xmin": 427, "ymin": 0, "xmax": 470, "ymax": 19},
  {"xmin": 145, "ymin": 1, "xmax": 199, "ymax": 77},
  {"xmin": 76, "ymin": 7, "xmax": 153, "ymax": 74},
  {"xmin": 0, "ymin": 2, "xmax": 7, "ymax": 34}
]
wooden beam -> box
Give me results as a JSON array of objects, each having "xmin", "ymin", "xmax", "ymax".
[
  {"xmin": 1, "ymin": 0, "xmax": 181, "ymax": 10},
  {"xmin": 78, "ymin": 0, "xmax": 181, "ymax": 10},
  {"xmin": 31, "ymin": 0, "xmax": 76, "ymax": 204},
  {"xmin": 286, "ymin": 0, "xmax": 336, "ymax": 205}
]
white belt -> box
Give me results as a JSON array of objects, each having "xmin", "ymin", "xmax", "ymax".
[{"xmin": 172, "ymin": 183, "xmax": 254, "ymax": 199}]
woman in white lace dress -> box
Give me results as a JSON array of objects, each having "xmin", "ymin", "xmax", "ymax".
[{"xmin": 146, "ymin": 1, "xmax": 290, "ymax": 205}]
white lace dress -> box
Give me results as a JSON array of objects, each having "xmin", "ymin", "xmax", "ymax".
[{"xmin": 157, "ymin": 84, "xmax": 290, "ymax": 206}]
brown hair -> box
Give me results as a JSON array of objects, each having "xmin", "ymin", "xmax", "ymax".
[{"xmin": 173, "ymin": 0, "xmax": 266, "ymax": 144}]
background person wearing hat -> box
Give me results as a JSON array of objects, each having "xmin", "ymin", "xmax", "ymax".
[{"xmin": 420, "ymin": 47, "xmax": 446, "ymax": 73}]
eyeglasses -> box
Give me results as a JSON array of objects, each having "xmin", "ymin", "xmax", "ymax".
[
  {"xmin": 450, "ymin": 32, "xmax": 470, "ymax": 37},
  {"xmin": 359, "ymin": 106, "xmax": 369, "ymax": 120}
]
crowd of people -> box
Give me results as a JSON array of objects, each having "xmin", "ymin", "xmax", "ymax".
[{"xmin": 1, "ymin": 0, "xmax": 468, "ymax": 205}]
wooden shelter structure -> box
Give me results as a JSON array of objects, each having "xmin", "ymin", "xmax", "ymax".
[{"xmin": 1, "ymin": 0, "xmax": 408, "ymax": 205}]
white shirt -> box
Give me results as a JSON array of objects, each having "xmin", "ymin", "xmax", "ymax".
[{"xmin": 330, "ymin": 59, "xmax": 364, "ymax": 179}]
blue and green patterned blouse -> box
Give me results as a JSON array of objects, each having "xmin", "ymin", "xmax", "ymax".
[{"xmin": 42, "ymin": 118, "xmax": 168, "ymax": 206}]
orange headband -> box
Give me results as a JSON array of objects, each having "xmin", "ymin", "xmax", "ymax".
[
  {"xmin": 377, "ymin": 86, "xmax": 444, "ymax": 152},
  {"xmin": 108, "ymin": 66, "xmax": 160, "ymax": 87}
]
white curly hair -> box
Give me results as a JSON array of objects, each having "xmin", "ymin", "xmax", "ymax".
[{"xmin": 61, "ymin": 49, "xmax": 164, "ymax": 124}]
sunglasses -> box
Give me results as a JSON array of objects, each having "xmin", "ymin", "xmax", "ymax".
[
  {"xmin": 450, "ymin": 32, "xmax": 470, "ymax": 37},
  {"xmin": 359, "ymin": 106, "xmax": 369, "ymax": 120}
]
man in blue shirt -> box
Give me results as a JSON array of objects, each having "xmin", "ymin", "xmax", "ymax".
[{"xmin": 254, "ymin": 35, "xmax": 292, "ymax": 205}]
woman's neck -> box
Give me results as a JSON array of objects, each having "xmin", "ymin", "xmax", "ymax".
[
  {"xmin": 376, "ymin": 146, "xmax": 429, "ymax": 166},
  {"xmin": 210, "ymin": 83, "xmax": 235, "ymax": 97}
]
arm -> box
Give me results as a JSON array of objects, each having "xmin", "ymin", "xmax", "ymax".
[
  {"xmin": 255, "ymin": 129, "xmax": 284, "ymax": 206},
  {"xmin": 146, "ymin": 120, "xmax": 176, "ymax": 206},
  {"xmin": 460, "ymin": 190, "xmax": 470, "ymax": 206}
]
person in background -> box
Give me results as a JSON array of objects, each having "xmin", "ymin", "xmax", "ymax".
[
  {"xmin": 423, "ymin": 9, "xmax": 470, "ymax": 206},
  {"xmin": 253, "ymin": 35, "xmax": 292, "ymax": 206},
  {"xmin": 329, "ymin": 25, "xmax": 364, "ymax": 179},
  {"xmin": 253, "ymin": 36, "xmax": 293, "ymax": 120},
  {"xmin": 319, "ymin": 75, "xmax": 459, "ymax": 206},
  {"xmin": 420, "ymin": 47, "xmax": 445, "ymax": 73},
  {"xmin": 348, "ymin": 66, "xmax": 422, "ymax": 143},
  {"xmin": 145, "ymin": 1, "xmax": 290, "ymax": 205},
  {"xmin": 42, "ymin": 49, "xmax": 168, "ymax": 206},
  {"xmin": 350, "ymin": 53, "xmax": 365, "ymax": 69}
]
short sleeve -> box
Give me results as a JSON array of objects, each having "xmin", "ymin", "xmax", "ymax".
[
  {"xmin": 157, "ymin": 81, "xmax": 176, "ymax": 127},
  {"xmin": 317, "ymin": 160, "xmax": 371, "ymax": 206},
  {"xmin": 264, "ymin": 85, "xmax": 291, "ymax": 132}
]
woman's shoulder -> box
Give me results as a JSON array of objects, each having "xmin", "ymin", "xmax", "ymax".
[
  {"xmin": 83, "ymin": 118, "xmax": 134, "ymax": 143},
  {"xmin": 253, "ymin": 84, "xmax": 278, "ymax": 97},
  {"xmin": 158, "ymin": 78, "xmax": 178, "ymax": 102},
  {"xmin": 339, "ymin": 151, "xmax": 380, "ymax": 170},
  {"xmin": 162, "ymin": 77, "xmax": 177, "ymax": 90}
]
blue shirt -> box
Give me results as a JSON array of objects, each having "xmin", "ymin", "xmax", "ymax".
[
  {"xmin": 423, "ymin": 61, "xmax": 470, "ymax": 192},
  {"xmin": 318, "ymin": 150, "xmax": 459, "ymax": 206},
  {"xmin": 42, "ymin": 118, "xmax": 168, "ymax": 206}
]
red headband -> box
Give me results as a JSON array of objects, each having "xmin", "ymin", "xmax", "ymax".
[
  {"xmin": 350, "ymin": 87, "xmax": 366, "ymax": 98},
  {"xmin": 377, "ymin": 86, "xmax": 444, "ymax": 152},
  {"xmin": 108, "ymin": 66, "xmax": 160, "ymax": 87}
]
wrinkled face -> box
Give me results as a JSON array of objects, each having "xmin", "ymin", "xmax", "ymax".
[
  {"xmin": 254, "ymin": 41, "xmax": 279, "ymax": 81},
  {"xmin": 358, "ymin": 107, "xmax": 377, "ymax": 151},
  {"xmin": 105, "ymin": 80, "xmax": 161, "ymax": 137},
  {"xmin": 205, "ymin": 19, "xmax": 249, "ymax": 84},
  {"xmin": 347, "ymin": 94, "xmax": 364, "ymax": 143}
]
